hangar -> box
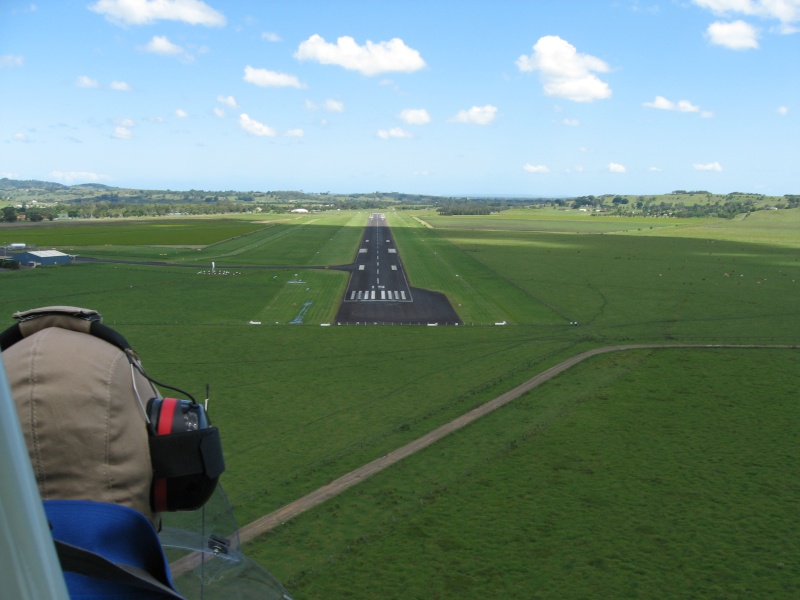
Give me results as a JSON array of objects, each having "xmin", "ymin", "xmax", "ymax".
[{"xmin": 13, "ymin": 250, "xmax": 73, "ymax": 268}]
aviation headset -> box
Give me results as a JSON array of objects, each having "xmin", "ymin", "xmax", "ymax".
[{"xmin": 0, "ymin": 306, "xmax": 225, "ymax": 513}]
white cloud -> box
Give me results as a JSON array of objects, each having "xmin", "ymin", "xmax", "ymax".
[
  {"xmin": 562, "ymin": 118, "xmax": 580, "ymax": 126},
  {"xmin": 305, "ymin": 99, "xmax": 345, "ymax": 112},
  {"xmin": 262, "ymin": 31, "xmax": 281, "ymax": 42},
  {"xmin": 323, "ymin": 99, "xmax": 344, "ymax": 112},
  {"xmin": 0, "ymin": 55, "xmax": 23, "ymax": 69},
  {"xmin": 77, "ymin": 77, "xmax": 133, "ymax": 91},
  {"xmin": 13, "ymin": 133, "xmax": 29, "ymax": 143},
  {"xmin": 517, "ymin": 35, "xmax": 612, "ymax": 103},
  {"xmin": 239, "ymin": 113, "xmax": 277, "ymax": 137},
  {"xmin": 777, "ymin": 22, "xmax": 800, "ymax": 33},
  {"xmin": 244, "ymin": 65, "xmax": 306, "ymax": 88},
  {"xmin": 609, "ymin": 162, "xmax": 627, "ymax": 173},
  {"xmin": 76, "ymin": 75, "xmax": 99, "ymax": 88},
  {"xmin": 113, "ymin": 126, "xmax": 133, "ymax": 139},
  {"xmin": 378, "ymin": 127, "xmax": 412, "ymax": 139},
  {"xmin": 644, "ymin": 95, "xmax": 702, "ymax": 112},
  {"xmin": 706, "ymin": 20, "xmax": 760, "ymax": 48},
  {"xmin": 692, "ymin": 0, "xmax": 755, "ymax": 14},
  {"xmin": 175, "ymin": 108, "xmax": 188, "ymax": 118},
  {"xmin": 112, "ymin": 117, "xmax": 134, "ymax": 139},
  {"xmin": 649, "ymin": 166, "xmax": 663, "ymax": 172},
  {"xmin": 89, "ymin": 0, "xmax": 226, "ymax": 26},
  {"xmin": 285, "ymin": 129, "xmax": 304, "ymax": 137},
  {"xmin": 644, "ymin": 95, "xmax": 674, "ymax": 110},
  {"xmin": 449, "ymin": 105, "xmax": 497, "ymax": 125},
  {"xmin": 50, "ymin": 170, "xmax": 107, "ymax": 184},
  {"xmin": 214, "ymin": 107, "xmax": 225, "ymax": 118},
  {"xmin": 523, "ymin": 163, "xmax": 550, "ymax": 173},
  {"xmin": 692, "ymin": 0, "xmax": 800, "ymax": 26},
  {"xmin": 295, "ymin": 34, "xmax": 426, "ymax": 76},
  {"xmin": 399, "ymin": 108, "xmax": 431, "ymax": 125},
  {"xmin": 217, "ymin": 95, "xmax": 238, "ymax": 108},
  {"xmin": 143, "ymin": 35, "xmax": 191, "ymax": 60},
  {"xmin": 777, "ymin": 105, "xmax": 789, "ymax": 115},
  {"xmin": 694, "ymin": 161, "xmax": 723, "ymax": 171}
]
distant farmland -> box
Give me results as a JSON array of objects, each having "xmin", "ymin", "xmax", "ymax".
[{"xmin": 1, "ymin": 207, "xmax": 798, "ymax": 599}]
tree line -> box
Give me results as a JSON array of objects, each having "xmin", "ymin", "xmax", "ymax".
[{"xmin": 2, "ymin": 177, "xmax": 797, "ymax": 223}]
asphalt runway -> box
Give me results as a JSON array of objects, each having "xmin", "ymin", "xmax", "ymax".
[
  {"xmin": 73, "ymin": 212, "xmax": 462, "ymax": 325},
  {"xmin": 333, "ymin": 213, "xmax": 461, "ymax": 325}
]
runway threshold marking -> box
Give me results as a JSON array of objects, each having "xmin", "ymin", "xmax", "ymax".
[{"xmin": 343, "ymin": 212, "xmax": 413, "ymax": 303}]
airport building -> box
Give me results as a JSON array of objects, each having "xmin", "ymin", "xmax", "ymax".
[{"xmin": 12, "ymin": 250, "xmax": 73, "ymax": 267}]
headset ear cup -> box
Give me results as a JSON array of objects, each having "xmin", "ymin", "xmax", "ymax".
[
  {"xmin": 157, "ymin": 456, "xmax": 221, "ymax": 512},
  {"xmin": 149, "ymin": 397, "xmax": 178, "ymax": 513},
  {"xmin": 148, "ymin": 398, "xmax": 225, "ymax": 512}
]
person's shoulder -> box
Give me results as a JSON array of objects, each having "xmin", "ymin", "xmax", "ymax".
[{"xmin": 45, "ymin": 500, "xmax": 182, "ymax": 599}]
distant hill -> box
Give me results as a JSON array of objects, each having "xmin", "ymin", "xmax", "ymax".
[
  {"xmin": 70, "ymin": 183, "xmax": 117, "ymax": 191},
  {"xmin": 0, "ymin": 178, "xmax": 120, "ymax": 192},
  {"xmin": 0, "ymin": 178, "xmax": 68, "ymax": 191},
  {"xmin": 1, "ymin": 178, "xmax": 795, "ymax": 217}
]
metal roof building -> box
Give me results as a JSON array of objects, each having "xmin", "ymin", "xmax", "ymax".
[{"xmin": 13, "ymin": 250, "xmax": 73, "ymax": 267}]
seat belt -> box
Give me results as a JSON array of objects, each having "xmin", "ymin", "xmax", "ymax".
[{"xmin": 54, "ymin": 539, "xmax": 186, "ymax": 599}]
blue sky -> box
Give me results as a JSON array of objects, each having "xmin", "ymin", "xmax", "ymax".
[{"xmin": 1, "ymin": 0, "xmax": 798, "ymax": 196}]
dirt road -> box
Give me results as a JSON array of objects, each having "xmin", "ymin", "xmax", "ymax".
[{"xmin": 236, "ymin": 343, "xmax": 795, "ymax": 545}]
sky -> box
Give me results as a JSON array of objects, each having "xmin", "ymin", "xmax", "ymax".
[{"xmin": 1, "ymin": 0, "xmax": 798, "ymax": 197}]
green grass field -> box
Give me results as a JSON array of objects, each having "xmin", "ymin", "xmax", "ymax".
[
  {"xmin": 251, "ymin": 348, "xmax": 799, "ymax": 599},
  {"xmin": 1, "ymin": 207, "xmax": 798, "ymax": 598},
  {"xmin": 418, "ymin": 208, "xmax": 704, "ymax": 234}
]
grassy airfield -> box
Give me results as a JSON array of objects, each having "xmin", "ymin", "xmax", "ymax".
[{"xmin": 1, "ymin": 207, "xmax": 798, "ymax": 598}]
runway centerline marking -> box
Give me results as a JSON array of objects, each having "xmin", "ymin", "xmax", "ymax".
[{"xmin": 343, "ymin": 212, "xmax": 413, "ymax": 304}]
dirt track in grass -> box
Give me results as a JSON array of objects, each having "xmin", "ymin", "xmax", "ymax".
[
  {"xmin": 235, "ymin": 342, "xmax": 796, "ymax": 546},
  {"xmin": 168, "ymin": 343, "xmax": 796, "ymax": 578}
]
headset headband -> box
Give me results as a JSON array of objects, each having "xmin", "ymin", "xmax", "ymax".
[{"xmin": 0, "ymin": 306, "xmax": 131, "ymax": 354}]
